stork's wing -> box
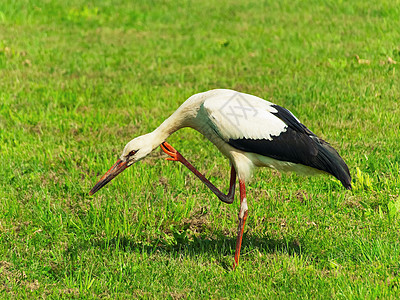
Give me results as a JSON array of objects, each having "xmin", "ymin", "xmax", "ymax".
[
  {"xmin": 202, "ymin": 90, "xmax": 351, "ymax": 189},
  {"xmin": 202, "ymin": 90, "xmax": 289, "ymax": 141}
]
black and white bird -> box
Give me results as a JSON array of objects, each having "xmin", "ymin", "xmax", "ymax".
[{"xmin": 89, "ymin": 89, "xmax": 351, "ymax": 268}]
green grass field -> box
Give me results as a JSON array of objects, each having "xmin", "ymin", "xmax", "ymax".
[{"xmin": 1, "ymin": 0, "xmax": 400, "ymax": 298}]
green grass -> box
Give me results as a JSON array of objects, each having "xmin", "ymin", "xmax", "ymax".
[{"xmin": 1, "ymin": 0, "xmax": 400, "ymax": 298}]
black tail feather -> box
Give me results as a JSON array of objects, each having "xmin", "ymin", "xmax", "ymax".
[
  {"xmin": 313, "ymin": 140, "xmax": 352, "ymax": 189},
  {"xmin": 270, "ymin": 104, "xmax": 352, "ymax": 189}
]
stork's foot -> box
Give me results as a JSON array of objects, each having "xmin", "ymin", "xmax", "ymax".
[{"xmin": 160, "ymin": 142, "xmax": 182, "ymax": 161}]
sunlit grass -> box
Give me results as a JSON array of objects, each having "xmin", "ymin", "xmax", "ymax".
[{"xmin": 1, "ymin": 0, "xmax": 400, "ymax": 298}]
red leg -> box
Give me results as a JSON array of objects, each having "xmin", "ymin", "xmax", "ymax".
[
  {"xmin": 233, "ymin": 179, "xmax": 248, "ymax": 269},
  {"xmin": 160, "ymin": 141, "xmax": 236, "ymax": 204}
]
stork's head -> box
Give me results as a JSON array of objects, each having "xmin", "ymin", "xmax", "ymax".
[
  {"xmin": 89, "ymin": 133, "xmax": 156, "ymax": 195},
  {"xmin": 120, "ymin": 133, "xmax": 155, "ymax": 166}
]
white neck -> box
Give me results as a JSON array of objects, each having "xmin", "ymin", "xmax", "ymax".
[{"xmin": 147, "ymin": 92, "xmax": 206, "ymax": 150}]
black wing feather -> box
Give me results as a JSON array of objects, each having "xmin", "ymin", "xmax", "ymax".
[{"xmin": 228, "ymin": 105, "xmax": 352, "ymax": 189}]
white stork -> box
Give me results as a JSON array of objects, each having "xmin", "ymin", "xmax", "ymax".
[{"xmin": 89, "ymin": 89, "xmax": 351, "ymax": 268}]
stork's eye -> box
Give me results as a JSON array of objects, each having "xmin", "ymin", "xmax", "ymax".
[{"xmin": 128, "ymin": 150, "xmax": 137, "ymax": 156}]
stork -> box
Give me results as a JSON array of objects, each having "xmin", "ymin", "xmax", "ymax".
[{"xmin": 89, "ymin": 89, "xmax": 351, "ymax": 269}]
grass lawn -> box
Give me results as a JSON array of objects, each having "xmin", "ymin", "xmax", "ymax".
[{"xmin": 1, "ymin": 0, "xmax": 400, "ymax": 298}]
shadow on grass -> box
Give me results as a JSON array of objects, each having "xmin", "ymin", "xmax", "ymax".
[{"xmin": 65, "ymin": 230, "xmax": 304, "ymax": 271}]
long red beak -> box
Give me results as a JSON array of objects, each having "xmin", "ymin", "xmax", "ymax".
[{"xmin": 89, "ymin": 159, "xmax": 129, "ymax": 195}]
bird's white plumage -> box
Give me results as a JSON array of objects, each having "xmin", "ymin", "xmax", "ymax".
[{"xmin": 201, "ymin": 90, "xmax": 288, "ymax": 141}]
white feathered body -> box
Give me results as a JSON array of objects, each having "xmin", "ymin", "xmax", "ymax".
[{"xmin": 152, "ymin": 89, "xmax": 346, "ymax": 183}]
